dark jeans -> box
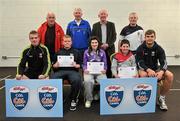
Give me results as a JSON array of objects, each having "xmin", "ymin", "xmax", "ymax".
[
  {"xmin": 105, "ymin": 51, "xmax": 112, "ymax": 78},
  {"xmin": 51, "ymin": 70, "xmax": 82, "ymax": 100}
]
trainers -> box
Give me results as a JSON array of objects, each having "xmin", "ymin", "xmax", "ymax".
[
  {"xmin": 85, "ymin": 100, "xmax": 92, "ymax": 108},
  {"xmin": 70, "ymin": 100, "xmax": 76, "ymax": 111},
  {"xmin": 159, "ymin": 96, "xmax": 168, "ymax": 111},
  {"xmin": 94, "ymin": 93, "xmax": 100, "ymax": 101}
]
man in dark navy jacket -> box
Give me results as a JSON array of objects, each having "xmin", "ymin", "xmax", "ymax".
[{"xmin": 136, "ymin": 29, "xmax": 173, "ymax": 111}]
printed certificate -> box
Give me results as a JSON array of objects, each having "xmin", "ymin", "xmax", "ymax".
[
  {"xmin": 87, "ymin": 62, "xmax": 104, "ymax": 74},
  {"xmin": 57, "ymin": 55, "xmax": 74, "ymax": 67},
  {"xmin": 118, "ymin": 66, "xmax": 137, "ymax": 78}
]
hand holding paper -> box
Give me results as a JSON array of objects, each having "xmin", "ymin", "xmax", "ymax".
[
  {"xmin": 57, "ymin": 55, "xmax": 74, "ymax": 67},
  {"xmin": 118, "ymin": 66, "xmax": 137, "ymax": 78},
  {"xmin": 87, "ymin": 62, "xmax": 104, "ymax": 74}
]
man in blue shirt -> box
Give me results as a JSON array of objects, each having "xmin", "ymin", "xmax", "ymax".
[{"xmin": 66, "ymin": 8, "xmax": 91, "ymax": 58}]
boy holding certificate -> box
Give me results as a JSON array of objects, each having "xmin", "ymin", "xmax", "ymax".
[
  {"xmin": 111, "ymin": 39, "xmax": 137, "ymax": 78},
  {"xmin": 51, "ymin": 35, "xmax": 82, "ymax": 111},
  {"xmin": 83, "ymin": 36, "xmax": 107, "ymax": 108}
]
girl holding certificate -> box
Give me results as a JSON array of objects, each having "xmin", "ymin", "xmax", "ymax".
[
  {"xmin": 83, "ymin": 36, "xmax": 107, "ymax": 108},
  {"xmin": 111, "ymin": 39, "xmax": 137, "ymax": 78}
]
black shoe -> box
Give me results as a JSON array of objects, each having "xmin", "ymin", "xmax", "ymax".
[{"xmin": 70, "ymin": 100, "xmax": 76, "ymax": 111}]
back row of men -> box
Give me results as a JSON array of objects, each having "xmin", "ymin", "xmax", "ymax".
[
  {"xmin": 15, "ymin": 8, "xmax": 173, "ymax": 112},
  {"xmin": 37, "ymin": 8, "xmax": 143, "ymax": 78}
]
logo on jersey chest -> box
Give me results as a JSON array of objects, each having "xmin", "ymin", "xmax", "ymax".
[
  {"xmin": 39, "ymin": 53, "xmax": 43, "ymax": 58},
  {"xmin": 144, "ymin": 51, "xmax": 155, "ymax": 56}
]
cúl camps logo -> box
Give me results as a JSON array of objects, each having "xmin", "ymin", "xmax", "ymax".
[
  {"xmin": 10, "ymin": 86, "xmax": 29, "ymax": 110},
  {"xmin": 133, "ymin": 84, "xmax": 152, "ymax": 107},
  {"xmin": 38, "ymin": 86, "xmax": 57, "ymax": 110},
  {"xmin": 105, "ymin": 85, "xmax": 124, "ymax": 108}
]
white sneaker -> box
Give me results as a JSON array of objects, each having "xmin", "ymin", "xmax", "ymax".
[
  {"xmin": 85, "ymin": 100, "xmax": 91, "ymax": 108},
  {"xmin": 94, "ymin": 93, "xmax": 100, "ymax": 101},
  {"xmin": 159, "ymin": 96, "xmax": 168, "ymax": 111},
  {"xmin": 70, "ymin": 100, "xmax": 77, "ymax": 111}
]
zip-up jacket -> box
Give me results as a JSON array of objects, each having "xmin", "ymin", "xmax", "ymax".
[
  {"xmin": 66, "ymin": 19, "xmax": 91, "ymax": 49},
  {"xmin": 83, "ymin": 49, "xmax": 107, "ymax": 70},
  {"xmin": 38, "ymin": 22, "xmax": 64, "ymax": 53},
  {"xmin": 136, "ymin": 41, "xmax": 167, "ymax": 71},
  {"xmin": 17, "ymin": 44, "xmax": 51, "ymax": 76}
]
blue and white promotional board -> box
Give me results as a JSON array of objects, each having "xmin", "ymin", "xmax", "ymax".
[
  {"xmin": 100, "ymin": 77, "xmax": 157, "ymax": 115},
  {"xmin": 5, "ymin": 79, "xmax": 63, "ymax": 117}
]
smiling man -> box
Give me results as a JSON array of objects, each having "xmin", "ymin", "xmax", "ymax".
[
  {"xmin": 16, "ymin": 30, "xmax": 51, "ymax": 80},
  {"xmin": 136, "ymin": 29, "xmax": 174, "ymax": 111},
  {"xmin": 120, "ymin": 12, "xmax": 144, "ymax": 54},
  {"xmin": 51, "ymin": 35, "xmax": 82, "ymax": 111},
  {"xmin": 38, "ymin": 12, "xmax": 64, "ymax": 64},
  {"xmin": 92, "ymin": 9, "xmax": 116, "ymax": 78},
  {"xmin": 66, "ymin": 8, "xmax": 91, "ymax": 59}
]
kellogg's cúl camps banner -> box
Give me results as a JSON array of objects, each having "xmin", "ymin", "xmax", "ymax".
[
  {"xmin": 100, "ymin": 78, "xmax": 157, "ymax": 115},
  {"xmin": 5, "ymin": 79, "xmax": 63, "ymax": 117}
]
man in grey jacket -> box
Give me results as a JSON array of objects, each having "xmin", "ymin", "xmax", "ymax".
[{"xmin": 92, "ymin": 9, "xmax": 116, "ymax": 78}]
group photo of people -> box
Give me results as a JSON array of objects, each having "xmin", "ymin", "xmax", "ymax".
[{"xmin": 14, "ymin": 7, "xmax": 174, "ymax": 113}]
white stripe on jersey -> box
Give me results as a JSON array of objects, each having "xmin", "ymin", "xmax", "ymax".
[{"xmin": 121, "ymin": 30, "xmax": 144, "ymax": 51}]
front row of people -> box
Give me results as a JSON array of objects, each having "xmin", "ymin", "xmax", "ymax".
[{"xmin": 16, "ymin": 29, "xmax": 173, "ymax": 111}]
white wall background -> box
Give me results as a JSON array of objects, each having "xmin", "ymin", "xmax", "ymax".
[{"xmin": 0, "ymin": 0, "xmax": 180, "ymax": 67}]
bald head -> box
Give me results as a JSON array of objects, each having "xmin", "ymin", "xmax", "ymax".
[
  {"xmin": 46, "ymin": 12, "xmax": 56, "ymax": 27},
  {"xmin": 98, "ymin": 9, "xmax": 108, "ymax": 16},
  {"xmin": 98, "ymin": 9, "xmax": 108, "ymax": 23}
]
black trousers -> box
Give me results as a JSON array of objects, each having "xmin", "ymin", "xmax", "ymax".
[{"xmin": 51, "ymin": 70, "xmax": 82, "ymax": 100}]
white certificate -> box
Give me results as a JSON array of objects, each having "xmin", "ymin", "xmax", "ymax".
[
  {"xmin": 87, "ymin": 62, "xmax": 104, "ymax": 74},
  {"xmin": 57, "ymin": 55, "xmax": 74, "ymax": 67},
  {"xmin": 118, "ymin": 66, "xmax": 137, "ymax": 78}
]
